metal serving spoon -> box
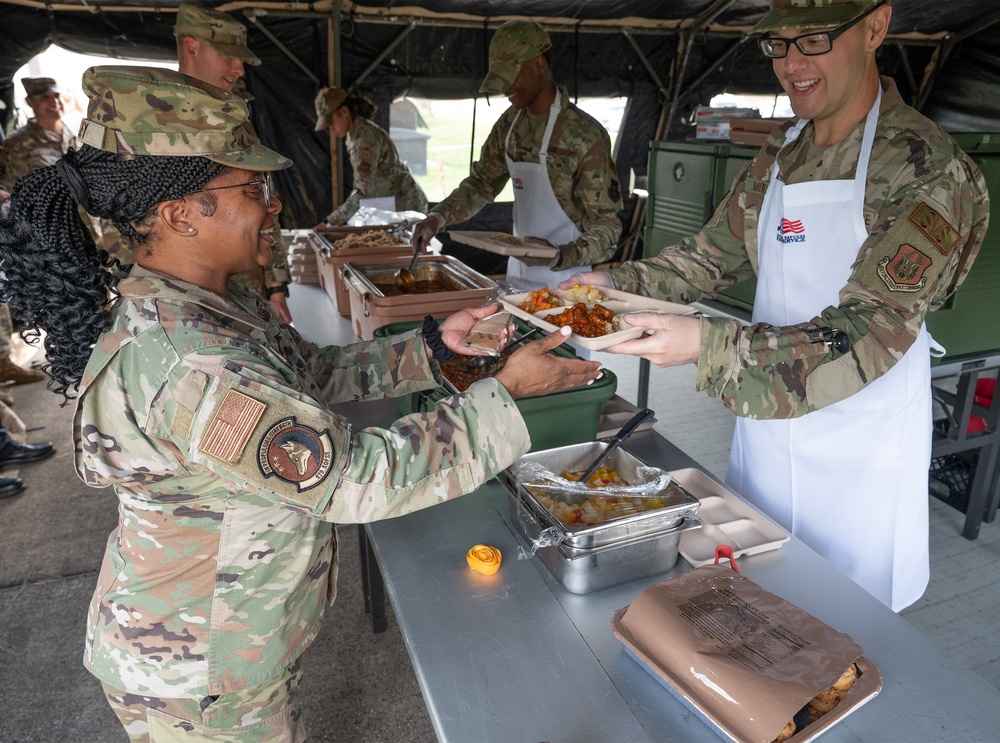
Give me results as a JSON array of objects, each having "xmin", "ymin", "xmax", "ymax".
[{"xmin": 394, "ymin": 245, "xmax": 420, "ymax": 292}]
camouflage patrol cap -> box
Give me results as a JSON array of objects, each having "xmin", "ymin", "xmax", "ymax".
[
  {"xmin": 22, "ymin": 77, "xmax": 61, "ymax": 97},
  {"xmin": 77, "ymin": 66, "xmax": 290, "ymax": 171},
  {"xmin": 173, "ymin": 3, "xmax": 261, "ymax": 66},
  {"xmin": 753, "ymin": 0, "xmax": 888, "ymax": 33},
  {"xmin": 314, "ymin": 87, "xmax": 349, "ymax": 131},
  {"xmin": 479, "ymin": 20, "xmax": 552, "ymax": 95}
]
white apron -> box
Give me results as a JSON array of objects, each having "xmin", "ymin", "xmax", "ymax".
[
  {"xmin": 504, "ymin": 99, "xmax": 587, "ymax": 291},
  {"xmin": 726, "ymin": 90, "xmax": 933, "ymax": 612}
]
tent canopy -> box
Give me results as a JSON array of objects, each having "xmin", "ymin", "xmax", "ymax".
[{"xmin": 2, "ymin": 0, "xmax": 998, "ymax": 232}]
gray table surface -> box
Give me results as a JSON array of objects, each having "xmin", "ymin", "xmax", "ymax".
[{"xmin": 293, "ymin": 284, "xmax": 1000, "ymax": 743}]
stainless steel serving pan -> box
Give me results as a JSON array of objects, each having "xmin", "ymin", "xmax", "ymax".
[
  {"xmin": 507, "ymin": 487, "xmax": 700, "ymax": 594},
  {"xmin": 502, "ymin": 441, "xmax": 701, "ymax": 550}
]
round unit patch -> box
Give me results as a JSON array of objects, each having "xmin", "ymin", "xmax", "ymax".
[{"xmin": 258, "ymin": 417, "xmax": 334, "ymax": 491}]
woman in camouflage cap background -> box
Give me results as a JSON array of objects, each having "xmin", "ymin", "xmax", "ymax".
[
  {"xmin": 313, "ymin": 86, "xmax": 428, "ymax": 226},
  {"xmin": 0, "ymin": 65, "xmax": 600, "ymax": 741}
]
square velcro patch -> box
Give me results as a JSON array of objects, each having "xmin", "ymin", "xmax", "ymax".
[{"xmin": 198, "ymin": 389, "xmax": 267, "ymax": 463}]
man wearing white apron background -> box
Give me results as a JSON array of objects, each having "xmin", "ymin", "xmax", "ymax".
[
  {"xmin": 411, "ymin": 20, "xmax": 622, "ymax": 292},
  {"xmin": 563, "ymin": 0, "xmax": 989, "ymax": 611}
]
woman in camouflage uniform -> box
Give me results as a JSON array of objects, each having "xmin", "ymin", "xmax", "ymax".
[
  {"xmin": 0, "ymin": 66, "xmax": 599, "ymax": 742},
  {"xmin": 314, "ymin": 87, "xmax": 428, "ymax": 226}
]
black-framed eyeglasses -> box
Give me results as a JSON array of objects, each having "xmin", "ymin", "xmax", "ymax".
[
  {"xmin": 192, "ymin": 173, "xmax": 272, "ymax": 206},
  {"xmin": 758, "ymin": 2, "xmax": 885, "ymax": 59}
]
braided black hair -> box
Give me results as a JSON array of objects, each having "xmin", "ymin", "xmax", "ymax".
[{"xmin": 0, "ymin": 144, "xmax": 224, "ymax": 401}]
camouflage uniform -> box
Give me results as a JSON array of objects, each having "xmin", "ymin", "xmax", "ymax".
[
  {"xmin": 323, "ymin": 116, "xmax": 428, "ymax": 225},
  {"xmin": 77, "ymin": 267, "xmax": 529, "ymax": 706},
  {"xmin": 431, "ymin": 84, "xmax": 622, "ymax": 270},
  {"xmin": 0, "ymin": 119, "xmax": 78, "ymax": 192},
  {"xmin": 64, "ymin": 65, "xmax": 523, "ymax": 740},
  {"xmin": 608, "ymin": 76, "xmax": 989, "ymax": 419}
]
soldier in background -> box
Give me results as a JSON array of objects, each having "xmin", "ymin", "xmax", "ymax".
[
  {"xmin": 562, "ymin": 0, "xmax": 989, "ymax": 612},
  {"xmin": 0, "ymin": 65, "xmax": 600, "ymax": 740},
  {"xmin": 174, "ymin": 1, "xmax": 294, "ymax": 323},
  {"xmin": 0, "ymin": 77, "xmax": 76, "ymax": 193},
  {"xmin": 0, "ymin": 80, "xmax": 69, "ymax": 388},
  {"xmin": 314, "ymin": 87, "xmax": 428, "ymax": 226},
  {"xmin": 410, "ymin": 20, "xmax": 622, "ymax": 291}
]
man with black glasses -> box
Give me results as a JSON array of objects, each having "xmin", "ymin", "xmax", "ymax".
[{"xmin": 560, "ymin": 0, "xmax": 989, "ymax": 612}]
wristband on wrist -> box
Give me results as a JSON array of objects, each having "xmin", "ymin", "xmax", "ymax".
[
  {"xmin": 421, "ymin": 315, "xmax": 455, "ymax": 363},
  {"xmin": 266, "ymin": 284, "xmax": 290, "ymax": 297}
]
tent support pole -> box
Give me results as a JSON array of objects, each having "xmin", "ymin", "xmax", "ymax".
[
  {"xmin": 329, "ymin": 0, "xmax": 343, "ymax": 214},
  {"xmin": 674, "ymin": 37, "xmax": 751, "ymax": 106},
  {"xmin": 622, "ymin": 29, "xmax": 669, "ymax": 101},
  {"xmin": 352, "ymin": 20, "xmax": 421, "ymax": 89},
  {"xmin": 245, "ymin": 11, "xmax": 320, "ymax": 84}
]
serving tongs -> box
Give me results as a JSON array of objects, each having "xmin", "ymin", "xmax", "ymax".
[{"xmin": 577, "ymin": 407, "xmax": 655, "ymax": 485}]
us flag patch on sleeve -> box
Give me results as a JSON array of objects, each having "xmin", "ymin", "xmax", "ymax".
[{"xmin": 198, "ymin": 390, "xmax": 267, "ymax": 463}]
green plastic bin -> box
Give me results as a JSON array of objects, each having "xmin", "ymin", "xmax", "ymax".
[
  {"xmin": 644, "ymin": 140, "xmax": 757, "ymax": 311},
  {"xmin": 373, "ymin": 320, "xmax": 618, "ymax": 452}
]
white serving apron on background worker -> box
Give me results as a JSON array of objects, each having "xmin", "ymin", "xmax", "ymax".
[
  {"xmin": 504, "ymin": 98, "xmax": 589, "ymax": 291},
  {"xmin": 726, "ymin": 88, "xmax": 937, "ymax": 612}
]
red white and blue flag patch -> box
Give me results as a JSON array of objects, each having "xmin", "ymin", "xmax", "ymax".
[{"xmin": 781, "ymin": 218, "xmax": 804, "ymax": 234}]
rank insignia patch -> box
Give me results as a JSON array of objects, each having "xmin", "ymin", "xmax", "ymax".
[
  {"xmin": 258, "ymin": 417, "xmax": 334, "ymax": 491},
  {"xmin": 199, "ymin": 390, "xmax": 266, "ymax": 463},
  {"xmin": 908, "ymin": 202, "xmax": 960, "ymax": 256},
  {"xmin": 877, "ymin": 244, "xmax": 932, "ymax": 293}
]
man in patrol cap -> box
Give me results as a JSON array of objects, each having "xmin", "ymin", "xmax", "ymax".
[
  {"xmin": 174, "ymin": 2, "xmax": 293, "ymax": 323},
  {"xmin": 410, "ymin": 19, "xmax": 622, "ymax": 291},
  {"xmin": 561, "ymin": 0, "xmax": 989, "ymax": 612},
  {"xmin": 174, "ymin": 2, "xmax": 261, "ymax": 91}
]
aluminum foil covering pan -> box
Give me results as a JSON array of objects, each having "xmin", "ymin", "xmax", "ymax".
[{"xmin": 503, "ymin": 441, "xmax": 701, "ymax": 549}]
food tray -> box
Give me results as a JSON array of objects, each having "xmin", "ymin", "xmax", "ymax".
[
  {"xmin": 373, "ymin": 319, "xmax": 619, "ymax": 451},
  {"xmin": 500, "ymin": 286, "xmax": 697, "ymax": 350},
  {"xmin": 616, "ymin": 637, "xmax": 882, "ymax": 743},
  {"xmin": 672, "ymin": 467, "xmax": 789, "ymax": 566},
  {"xmin": 504, "ymin": 441, "xmax": 700, "ymax": 549},
  {"xmin": 448, "ymin": 230, "xmax": 559, "ymax": 259}
]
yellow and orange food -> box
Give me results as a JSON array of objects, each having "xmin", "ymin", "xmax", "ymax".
[
  {"xmin": 466, "ymin": 544, "xmax": 502, "ymax": 575},
  {"xmin": 561, "ymin": 285, "xmax": 606, "ymax": 303},
  {"xmin": 530, "ymin": 468, "xmax": 669, "ymax": 527},
  {"xmin": 519, "ymin": 287, "xmax": 565, "ymax": 313}
]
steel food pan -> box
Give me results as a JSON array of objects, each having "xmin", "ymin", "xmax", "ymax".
[
  {"xmin": 504, "ymin": 441, "xmax": 700, "ymax": 549},
  {"xmin": 510, "ymin": 490, "xmax": 700, "ymax": 594},
  {"xmin": 346, "ymin": 256, "xmax": 493, "ymax": 298}
]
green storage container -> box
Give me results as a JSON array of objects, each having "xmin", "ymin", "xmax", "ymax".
[
  {"xmin": 644, "ymin": 140, "xmax": 757, "ymax": 311},
  {"xmin": 373, "ymin": 320, "xmax": 618, "ymax": 452},
  {"xmin": 926, "ymin": 133, "xmax": 1000, "ymax": 362}
]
